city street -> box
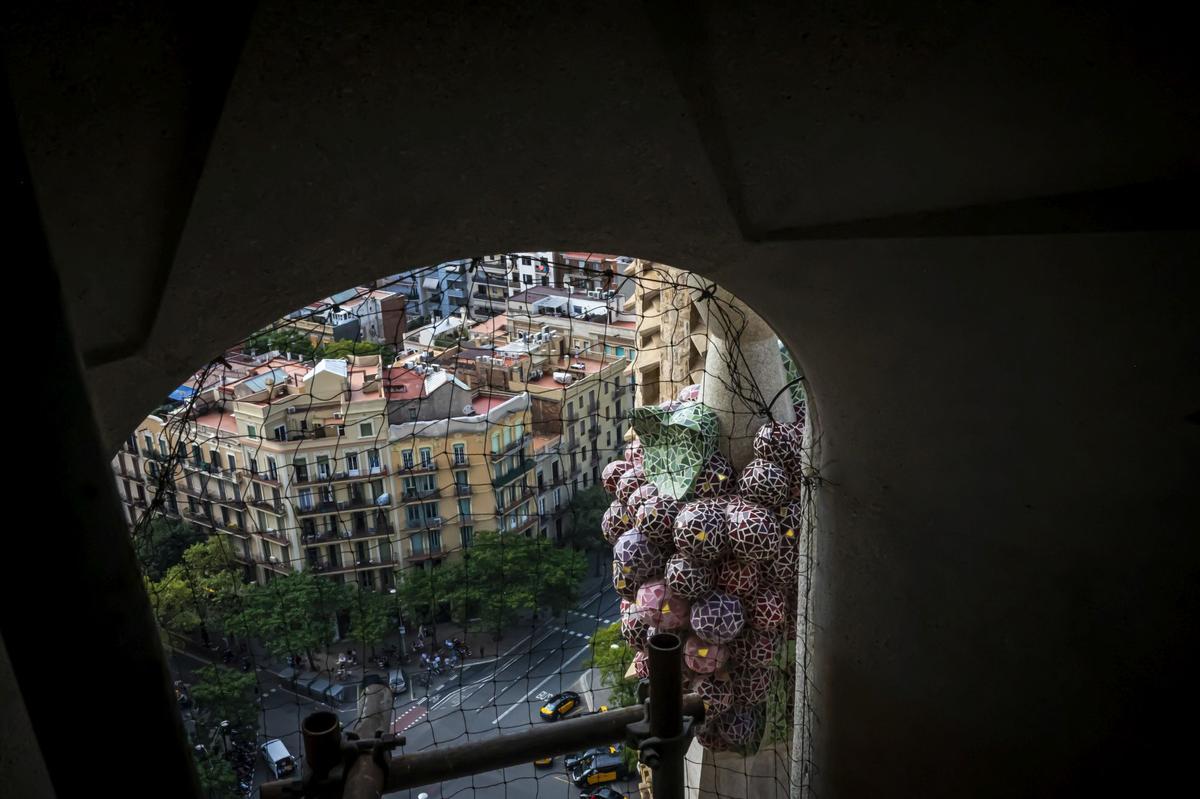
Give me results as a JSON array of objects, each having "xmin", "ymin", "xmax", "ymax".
[{"xmin": 170, "ymin": 580, "xmax": 633, "ymax": 799}]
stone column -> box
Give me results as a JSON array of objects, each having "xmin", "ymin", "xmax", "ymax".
[{"xmin": 693, "ymin": 277, "xmax": 796, "ymax": 469}]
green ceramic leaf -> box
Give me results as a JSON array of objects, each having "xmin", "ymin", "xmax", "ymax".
[{"xmin": 630, "ymin": 401, "xmax": 720, "ymax": 499}]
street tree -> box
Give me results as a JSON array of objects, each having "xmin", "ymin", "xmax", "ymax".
[
  {"xmin": 561, "ymin": 485, "xmax": 610, "ymax": 553},
  {"xmin": 194, "ymin": 751, "xmax": 238, "ymax": 798},
  {"xmin": 225, "ymin": 571, "xmax": 350, "ymax": 669},
  {"xmin": 190, "ymin": 664, "xmax": 259, "ymax": 746},
  {"xmin": 345, "ymin": 585, "xmax": 395, "ymax": 656},
  {"xmin": 396, "ymin": 561, "xmax": 467, "ymax": 641},
  {"xmin": 587, "ymin": 622, "xmax": 638, "ymax": 708},
  {"xmin": 528, "ymin": 537, "xmax": 588, "ymax": 619},
  {"xmin": 144, "ymin": 537, "xmax": 247, "ymax": 646},
  {"xmin": 133, "ymin": 516, "xmax": 205, "ymax": 581}
]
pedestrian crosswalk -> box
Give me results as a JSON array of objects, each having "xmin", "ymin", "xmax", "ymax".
[
  {"xmin": 559, "ymin": 627, "xmax": 592, "ymax": 640},
  {"xmin": 567, "ymin": 610, "xmax": 612, "ymax": 625}
]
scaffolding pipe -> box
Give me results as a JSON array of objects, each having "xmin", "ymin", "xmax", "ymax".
[{"xmin": 647, "ymin": 633, "xmax": 684, "ymax": 799}]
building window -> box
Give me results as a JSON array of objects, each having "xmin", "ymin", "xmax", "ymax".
[
  {"xmin": 316, "ymin": 455, "xmax": 330, "ymax": 479},
  {"xmin": 360, "ymin": 422, "xmax": 373, "ymax": 438},
  {"xmin": 227, "ymin": 454, "xmax": 237, "ymax": 474},
  {"xmin": 458, "ymin": 498, "xmax": 471, "ymax": 518},
  {"xmin": 294, "ymin": 458, "xmax": 308, "ymax": 482},
  {"xmin": 453, "ymin": 443, "xmax": 466, "ymax": 465},
  {"xmin": 367, "ymin": 448, "xmax": 381, "ymax": 472},
  {"xmin": 408, "ymin": 407, "xmax": 418, "ymax": 420},
  {"xmin": 273, "ymin": 425, "xmax": 287, "ymax": 441},
  {"xmin": 267, "ymin": 456, "xmax": 278, "ymax": 481},
  {"xmin": 246, "ymin": 424, "xmax": 257, "ymax": 440},
  {"xmin": 419, "ymin": 447, "xmax": 433, "ymax": 468},
  {"xmin": 346, "ymin": 451, "xmax": 359, "ymax": 474},
  {"xmin": 402, "ymin": 450, "xmax": 414, "ymax": 469},
  {"xmin": 461, "ymin": 526, "xmax": 473, "ymax": 548}
]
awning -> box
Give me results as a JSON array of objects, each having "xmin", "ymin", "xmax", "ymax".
[{"xmin": 168, "ymin": 385, "xmax": 196, "ymax": 402}]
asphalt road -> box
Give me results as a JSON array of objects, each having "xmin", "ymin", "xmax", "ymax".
[{"xmin": 171, "ymin": 581, "xmax": 634, "ymax": 799}]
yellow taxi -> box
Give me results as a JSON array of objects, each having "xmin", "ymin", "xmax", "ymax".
[{"xmin": 539, "ymin": 690, "xmax": 581, "ymax": 721}]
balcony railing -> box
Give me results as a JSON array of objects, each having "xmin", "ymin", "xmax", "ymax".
[
  {"xmin": 250, "ymin": 471, "xmax": 281, "ymax": 485},
  {"xmin": 454, "ymin": 483, "xmax": 472, "ymax": 496},
  {"xmin": 400, "ymin": 487, "xmax": 440, "ymax": 503},
  {"xmin": 406, "ymin": 546, "xmax": 443, "ymax": 563},
  {"xmin": 492, "ymin": 459, "xmax": 533, "ymax": 488},
  {"xmin": 248, "ymin": 497, "xmax": 285, "ymax": 515},
  {"xmin": 294, "ymin": 500, "xmax": 339, "ymax": 517},
  {"xmin": 451, "ymin": 455, "xmax": 470, "ymax": 466},
  {"xmin": 490, "ymin": 433, "xmax": 531, "ymax": 461},
  {"xmin": 397, "ymin": 460, "xmax": 438, "ymax": 475},
  {"xmin": 311, "ymin": 555, "xmax": 399, "ymax": 573},
  {"xmin": 405, "ymin": 516, "xmax": 443, "ymax": 530},
  {"xmin": 293, "ymin": 465, "xmax": 390, "ymax": 486},
  {"xmin": 301, "ymin": 524, "xmax": 394, "ymax": 546},
  {"xmin": 258, "ymin": 528, "xmax": 290, "ymax": 545}
]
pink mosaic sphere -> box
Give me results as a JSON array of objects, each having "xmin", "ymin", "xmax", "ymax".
[
  {"xmin": 626, "ymin": 482, "xmax": 659, "ymax": 511},
  {"xmin": 730, "ymin": 628, "xmax": 779, "ymax": 668},
  {"xmin": 777, "ymin": 500, "xmax": 804, "ymax": 542},
  {"xmin": 689, "ymin": 591, "xmax": 745, "ymax": 644},
  {"xmin": 694, "ymin": 674, "xmax": 735, "ymax": 715},
  {"xmin": 614, "ymin": 529, "xmax": 667, "ymax": 584},
  {"xmin": 684, "ymin": 634, "xmax": 729, "ymax": 674},
  {"xmin": 747, "ymin": 585, "xmax": 788, "ymax": 633},
  {"xmin": 738, "ymin": 458, "xmax": 790, "ymax": 508},
  {"xmin": 673, "ymin": 499, "xmax": 729, "ymax": 563},
  {"xmin": 635, "ymin": 494, "xmax": 680, "ymax": 547},
  {"xmin": 763, "ymin": 533, "xmax": 801, "ymax": 589},
  {"xmin": 655, "ymin": 592, "xmax": 692, "ymax": 632},
  {"xmin": 715, "ymin": 557, "xmax": 760, "ymax": 599},
  {"xmin": 731, "ymin": 667, "xmax": 772, "ymax": 705},
  {"xmin": 696, "ymin": 714, "xmax": 733, "ymax": 751},
  {"xmin": 601, "ymin": 500, "xmax": 635, "ymax": 545},
  {"xmin": 753, "ymin": 421, "xmax": 804, "ymax": 469},
  {"xmin": 602, "ymin": 459, "xmax": 633, "ymax": 496},
  {"xmin": 624, "ymin": 438, "xmax": 644, "ymax": 466},
  {"xmin": 726, "ymin": 498, "xmax": 782, "ymax": 562},
  {"xmin": 635, "ymin": 580, "xmax": 669, "ymax": 626},
  {"xmin": 620, "ymin": 607, "xmax": 651, "ymax": 648},
  {"xmin": 664, "ymin": 554, "xmax": 715, "ymax": 601},
  {"xmin": 612, "ymin": 560, "xmax": 639, "ymax": 600},
  {"xmin": 615, "ymin": 465, "xmax": 647, "ymax": 504},
  {"xmin": 723, "ymin": 706, "xmax": 766, "ymax": 749},
  {"xmin": 677, "ymin": 384, "xmax": 701, "ymax": 402},
  {"xmin": 692, "ymin": 452, "xmax": 736, "ymax": 499},
  {"xmin": 633, "ymin": 650, "xmax": 650, "ymax": 679}
]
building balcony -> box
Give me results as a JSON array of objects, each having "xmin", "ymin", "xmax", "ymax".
[
  {"xmin": 397, "ymin": 461, "xmax": 438, "ymax": 475},
  {"xmin": 182, "ymin": 507, "xmax": 214, "ymax": 525},
  {"xmin": 405, "ymin": 547, "xmax": 443, "ymax": 563},
  {"xmin": 215, "ymin": 520, "xmax": 249, "ymax": 539},
  {"xmin": 492, "ymin": 459, "xmax": 533, "ymax": 488},
  {"xmin": 293, "ymin": 466, "xmax": 389, "ymax": 486},
  {"xmin": 405, "ymin": 516, "xmax": 443, "ymax": 531},
  {"xmin": 490, "ymin": 433, "xmax": 532, "ymax": 461},
  {"xmin": 121, "ymin": 495, "xmax": 149, "ymax": 509},
  {"xmin": 294, "ymin": 500, "xmax": 339, "ymax": 517},
  {"xmin": 248, "ymin": 497, "xmax": 285, "ymax": 515},
  {"xmin": 302, "ymin": 524, "xmax": 394, "ymax": 546},
  {"xmin": 451, "ymin": 455, "xmax": 471, "ymax": 467},
  {"xmin": 250, "ymin": 471, "xmax": 281, "ymax": 486},
  {"xmin": 255, "ymin": 556, "xmax": 291, "ymax": 573},
  {"xmin": 311, "ymin": 555, "xmax": 398, "ymax": 574},
  {"xmin": 454, "ymin": 483, "xmax": 472, "ymax": 496},
  {"xmin": 257, "ymin": 528, "xmax": 290, "ymax": 545},
  {"xmin": 212, "ymin": 494, "xmax": 247, "ymax": 511},
  {"xmin": 399, "ymin": 487, "xmax": 440, "ymax": 503}
]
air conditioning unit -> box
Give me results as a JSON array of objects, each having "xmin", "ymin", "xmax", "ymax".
[
  {"xmin": 286, "ymin": 407, "xmax": 298, "ymax": 414},
  {"xmin": 334, "ymin": 411, "xmax": 344, "ymax": 418}
]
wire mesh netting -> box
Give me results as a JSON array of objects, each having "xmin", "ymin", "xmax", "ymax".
[{"xmin": 115, "ymin": 253, "xmax": 818, "ymax": 799}]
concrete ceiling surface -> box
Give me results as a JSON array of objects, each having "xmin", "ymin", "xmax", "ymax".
[{"xmin": 8, "ymin": 2, "xmax": 1200, "ymax": 796}]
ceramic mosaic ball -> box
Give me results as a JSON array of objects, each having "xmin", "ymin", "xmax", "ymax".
[
  {"xmin": 626, "ymin": 482, "xmax": 659, "ymax": 511},
  {"xmin": 696, "ymin": 713, "xmax": 734, "ymax": 751},
  {"xmin": 752, "ymin": 421, "xmax": 802, "ymax": 468},
  {"xmin": 793, "ymin": 402, "xmax": 807, "ymax": 429},
  {"xmin": 692, "ymin": 452, "xmax": 736, "ymax": 499},
  {"xmin": 694, "ymin": 674, "xmax": 735, "ymax": 715},
  {"xmin": 633, "ymin": 650, "xmax": 649, "ymax": 679},
  {"xmin": 635, "ymin": 494, "xmax": 680, "ymax": 548},
  {"xmin": 664, "ymin": 554, "xmax": 715, "ymax": 601},
  {"xmin": 673, "ymin": 499, "xmax": 729, "ymax": 563},
  {"xmin": 601, "ymin": 500, "xmax": 635, "ymax": 545},
  {"xmin": 726, "ymin": 498, "xmax": 782, "ymax": 562},
  {"xmin": 612, "ymin": 560, "xmax": 639, "ymax": 600},
  {"xmin": 635, "ymin": 580, "xmax": 669, "ymax": 626},
  {"xmin": 655, "ymin": 593, "xmax": 692, "ymax": 632},
  {"xmin": 658, "ymin": 399, "xmax": 683, "ymax": 412},
  {"xmin": 738, "ymin": 458, "xmax": 790, "ymax": 508},
  {"xmin": 763, "ymin": 533, "xmax": 801, "ymax": 589},
  {"xmin": 614, "ymin": 529, "xmax": 667, "ymax": 584},
  {"xmin": 677, "ymin": 384, "xmax": 701, "ymax": 403},
  {"xmin": 747, "ymin": 585, "xmax": 788, "ymax": 633},
  {"xmin": 624, "ymin": 438, "xmax": 644, "ymax": 466},
  {"xmin": 777, "ymin": 500, "xmax": 804, "ymax": 542},
  {"xmin": 621, "ymin": 607, "xmax": 651, "ymax": 648},
  {"xmin": 615, "ymin": 465, "xmax": 647, "ymax": 504},
  {"xmin": 689, "ymin": 591, "xmax": 745, "ymax": 644},
  {"xmin": 684, "ymin": 634, "xmax": 729, "ymax": 674},
  {"xmin": 723, "ymin": 705, "xmax": 766, "ymax": 749},
  {"xmin": 730, "ymin": 628, "xmax": 778, "ymax": 669},
  {"xmin": 731, "ymin": 667, "xmax": 772, "ymax": 706},
  {"xmin": 602, "ymin": 459, "xmax": 633, "ymax": 496},
  {"xmin": 715, "ymin": 557, "xmax": 760, "ymax": 598}
]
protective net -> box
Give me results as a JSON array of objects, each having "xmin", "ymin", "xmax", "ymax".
[{"xmin": 114, "ymin": 253, "xmax": 818, "ymax": 799}]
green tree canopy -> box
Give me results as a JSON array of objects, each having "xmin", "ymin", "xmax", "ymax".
[
  {"xmin": 145, "ymin": 537, "xmax": 247, "ymax": 642},
  {"xmin": 194, "ymin": 751, "xmax": 238, "ymax": 798},
  {"xmin": 345, "ymin": 584, "xmax": 396, "ymax": 655},
  {"xmin": 225, "ymin": 571, "xmax": 350, "ymax": 667},
  {"xmin": 190, "ymin": 664, "xmax": 259, "ymax": 744},
  {"xmin": 587, "ymin": 621, "xmax": 637, "ymax": 708},
  {"xmin": 134, "ymin": 517, "xmax": 206, "ymax": 581}
]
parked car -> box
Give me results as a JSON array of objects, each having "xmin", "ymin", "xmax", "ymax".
[
  {"xmin": 533, "ymin": 755, "xmax": 554, "ymax": 768},
  {"xmin": 565, "ymin": 744, "xmax": 622, "ymax": 772},
  {"xmin": 569, "ymin": 753, "xmax": 630, "ymax": 787},
  {"xmin": 539, "ymin": 690, "xmax": 581, "ymax": 721},
  {"xmin": 580, "ymin": 788, "xmax": 626, "ymax": 799},
  {"xmin": 260, "ymin": 738, "xmax": 295, "ymax": 779},
  {"xmin": 390, "ymin": 669, "xmax": 407, "ymax": 694}
]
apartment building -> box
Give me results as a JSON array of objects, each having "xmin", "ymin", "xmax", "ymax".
[
  {"xmin": 121, "ymin": 353, "xmax": 402, "ymax": 589},
  {"xmin": 388, "ymin": 392, "xmax": 537, "ymax": 571},
  {"xmin": 622, "ymin": 258, "xmax": 708, "ymax": 406}
]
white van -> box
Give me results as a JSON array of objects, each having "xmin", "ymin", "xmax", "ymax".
[{"xmin": 260, "ymin": 738, "xmax": 295, "ymax": 779}]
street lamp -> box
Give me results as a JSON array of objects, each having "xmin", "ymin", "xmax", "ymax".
[
  {"xmin": 219, "ymin": 719, "xmax": 231, "ymax": 755},
  {"xmin": 390, "ymin": 586, "xmax": 407, "ymax": 658}
]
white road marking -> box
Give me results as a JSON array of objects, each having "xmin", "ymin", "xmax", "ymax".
[{"xmin": 491, "ymin": 643, "xmax": 592, "ymax": 725}]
